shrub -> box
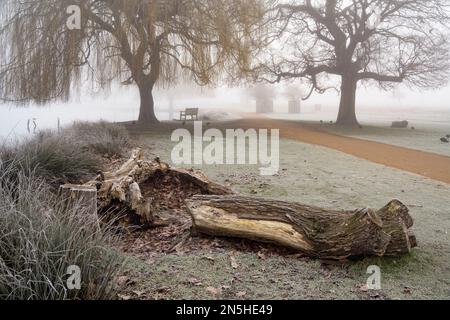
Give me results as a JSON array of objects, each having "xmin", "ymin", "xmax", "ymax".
[{"xmin": 0, "ymin": 165, "xmax": 124, "ymax": 300}]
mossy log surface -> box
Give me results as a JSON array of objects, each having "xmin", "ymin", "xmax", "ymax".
[{"xmin": 186, "ymin": 195, "xmax": 417, "ymax": 260}]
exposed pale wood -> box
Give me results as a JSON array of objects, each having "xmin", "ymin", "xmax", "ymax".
[{"xmin": 186, "ymin": 195, "xmax": 417, "ymax": 260}]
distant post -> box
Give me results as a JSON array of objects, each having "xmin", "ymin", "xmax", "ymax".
[
  {"xmin": 256, "ymin": 99, "xmax": 274, "ymax": 114},
  {"xmin": 288, "ymin": 100, "xmax": 301, "ymax": 114}
]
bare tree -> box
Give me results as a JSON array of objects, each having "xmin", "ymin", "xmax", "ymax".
[
  {"xmin": 0, "ymin": 0, "xmax": 263, "ymax": 124},
  {"xmin": 251, "ymin": 0, "xmax": 450, "ymax": 125}
]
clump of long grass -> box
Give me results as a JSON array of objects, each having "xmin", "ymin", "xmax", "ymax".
[
  {"xmin": 0, "ymin": 162, "xmax": 124, "ymax": 300},
  {"xmin": 0, "ymin": 121, "xmax": 131, "ymax": 186},
  {"xmin": 66, "ymin": 121, "xmax": 131, "ymax": 157},
  {"xmin": 0, "ymin": 132, "xmax": 99, "ymax": 186},
  {"xmin": 0, "ymin": 121, "xmax": 131, "ymax": 299}
]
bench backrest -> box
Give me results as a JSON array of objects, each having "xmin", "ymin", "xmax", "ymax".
[{"xmin": 185, "ymin": 108, "xmax": 199, "ymax": 115}]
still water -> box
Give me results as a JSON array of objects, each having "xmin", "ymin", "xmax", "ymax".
[{"xmin": 0, "ymin": 86, "xmax": 245, "ymax": 141}]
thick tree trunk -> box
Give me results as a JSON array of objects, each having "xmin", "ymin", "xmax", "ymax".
[
  {"xmin": 138, "ymin": 83, "xmax": 159, "ymax": 125},
  {"xmin": 336, "ymin": 75, "xmax": 359, "ymax": 126},
  {"xmin": 187, "ymin": 195, "xmax": 417, "ymax": 260}
]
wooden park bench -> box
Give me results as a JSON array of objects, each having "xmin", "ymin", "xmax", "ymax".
[{"xmin": 180, "ymin": 108, "xmax": 199, "ymax": 121}]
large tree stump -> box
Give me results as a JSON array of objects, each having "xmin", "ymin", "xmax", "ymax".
[
  {"xmin": 186, "ymin": 195, "xmax": 417, "ymax": 259},
  {"xmin": 79, "ymin": 148, "xmax": 233, "ymax": 226}
]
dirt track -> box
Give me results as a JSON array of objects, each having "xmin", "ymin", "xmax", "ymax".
[{"xmin": 232, "ymin": 117, "xmax": 450, "ymax": 184}]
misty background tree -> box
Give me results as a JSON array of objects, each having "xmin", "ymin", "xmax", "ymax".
[
  {"xmin": 283, "ymin": 84, "xmax": 303, "ymax": 113},
  {"xmin": 0, "ymin": 0, "xmax": 263, "ymax": 124},
  {"xmin": 251, "ymin": 0, "xmax": 450, "ymax": 125},
  {"xmin": 247, "ymin": 84, "xmax": 277, "ymax": 113}
]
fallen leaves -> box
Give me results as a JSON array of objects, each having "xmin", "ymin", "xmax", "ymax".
[
  {"xmin": 186, "ymin": 277, "xmax": 203, "ymax": 287},
  {"xmin": 117, "ymin": 293, "xmax": 132, "ymax": 301},
  {"xmin": 155, "ymin": 286, "xmax": 171, "ymax": 294},
  {"xmin": 132, "ymin": 290, "xmax": 145, "ymax": 297},
  {"xmin": 116, "ymin": 275, "xmax": 135, "ymax": 287},
  {"xmin": 230, "ymin": 255, "xmax": 239, "ymax": 270},
  {"xmin": 201, "ymin": 255, "xmax": 216, "ymax": 263},
  {"xmin": 359, "ymin": 284, "xmax": 369, "ymax": 292},
  {"xmin": 257, "ymin": 251, "xmax": 266, "ymax": 260},
  {"xmin": 403, "ymin": 286, "xmax": 413, "ymax": 295},
  {"xmin": 205, "ymin": 286, "xmax": 222, "ymax": 296}
]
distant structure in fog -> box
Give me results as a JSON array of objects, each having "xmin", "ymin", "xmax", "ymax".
[
  {"xmin": 284, "ymin": 85, "xmax": 302, "ymax": 114},
  {"xmin": 248, "ymin": 85, "xmax": 276, "ymax": 114},
  {"xmin": 256, "ymin": 99, "xmax": 274, "ymax": 114},
  {"xmin": 288, "ymin": 100, "xmax": 301, "ymax": 114}
]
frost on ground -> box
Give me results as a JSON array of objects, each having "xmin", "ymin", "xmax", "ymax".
[
  {"xmin": 324, "ymin": 123, "xmax": 450, "ymax": 157},
  {"xmin": 116, "ymin": 130, "xmax": 450, "ymax": 300},
  {"xmin": 270, "ymin": 111, "xmax": 450, "ymax": 157}
]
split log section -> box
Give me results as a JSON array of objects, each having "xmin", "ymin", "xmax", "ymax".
[{"xmin": 186, "ymin": 195, "xmax": 417, "ymax": 260}]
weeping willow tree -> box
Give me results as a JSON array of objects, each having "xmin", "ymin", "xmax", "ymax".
[{"xmin": 0, "ymin": 0, "xmax": 264, "ymax": 124}]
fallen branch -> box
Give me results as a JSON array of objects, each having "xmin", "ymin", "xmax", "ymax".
[{"xmin": 186, "ymin": 195, "xmax": 417, "ymax": 260}]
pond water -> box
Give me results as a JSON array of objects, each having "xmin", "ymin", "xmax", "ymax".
[{"xmin": 0, "ymin": 86, "xmax": 244, "ymax": 141}]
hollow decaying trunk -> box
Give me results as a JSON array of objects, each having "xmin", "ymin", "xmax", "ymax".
[
  {"xmin": 79, "ymin": 148, "xmax": 233, "ymax": 226},
  {"xmin": 186, "ymin": 195, "xmax": 417, "ymax": 260}
]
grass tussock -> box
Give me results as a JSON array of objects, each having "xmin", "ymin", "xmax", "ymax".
[
  {"xmin": 0, "ymin": 121, "xmax": 131, "ymax": 186},
  {"xmin": 0, "ymin": 121, "xmax": 131, "ymax": 300},
  {"xmin": 0, "ymin": 165, "xmax": 124, "ymax": 300}
]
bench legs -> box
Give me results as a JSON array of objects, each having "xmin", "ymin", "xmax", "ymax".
[{"xmin": 179, "ymin": 111, "xmax": 198, "ymax": 121}]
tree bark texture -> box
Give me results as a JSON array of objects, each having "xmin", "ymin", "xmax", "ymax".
[
  {"xmin": 336, "ymin": 75, "xmax": 359, "ymax": 126},
  {"xmin": 186, "ymin": 195, "xmax": 417, "ymax": 260}
]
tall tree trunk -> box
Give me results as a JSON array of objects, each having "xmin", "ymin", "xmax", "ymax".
[
  {"xmin": 336, "ymin": 75, "xmax": 358, "ymax": 126},
  {"xmin": 138, "ymin": 82, "xmax": 159, "ymax": 125}
]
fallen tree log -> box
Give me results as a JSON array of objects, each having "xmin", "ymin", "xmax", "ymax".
[{"xmin": 186, "ymin": 195, "xmax": 417, "ymax": 259}]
